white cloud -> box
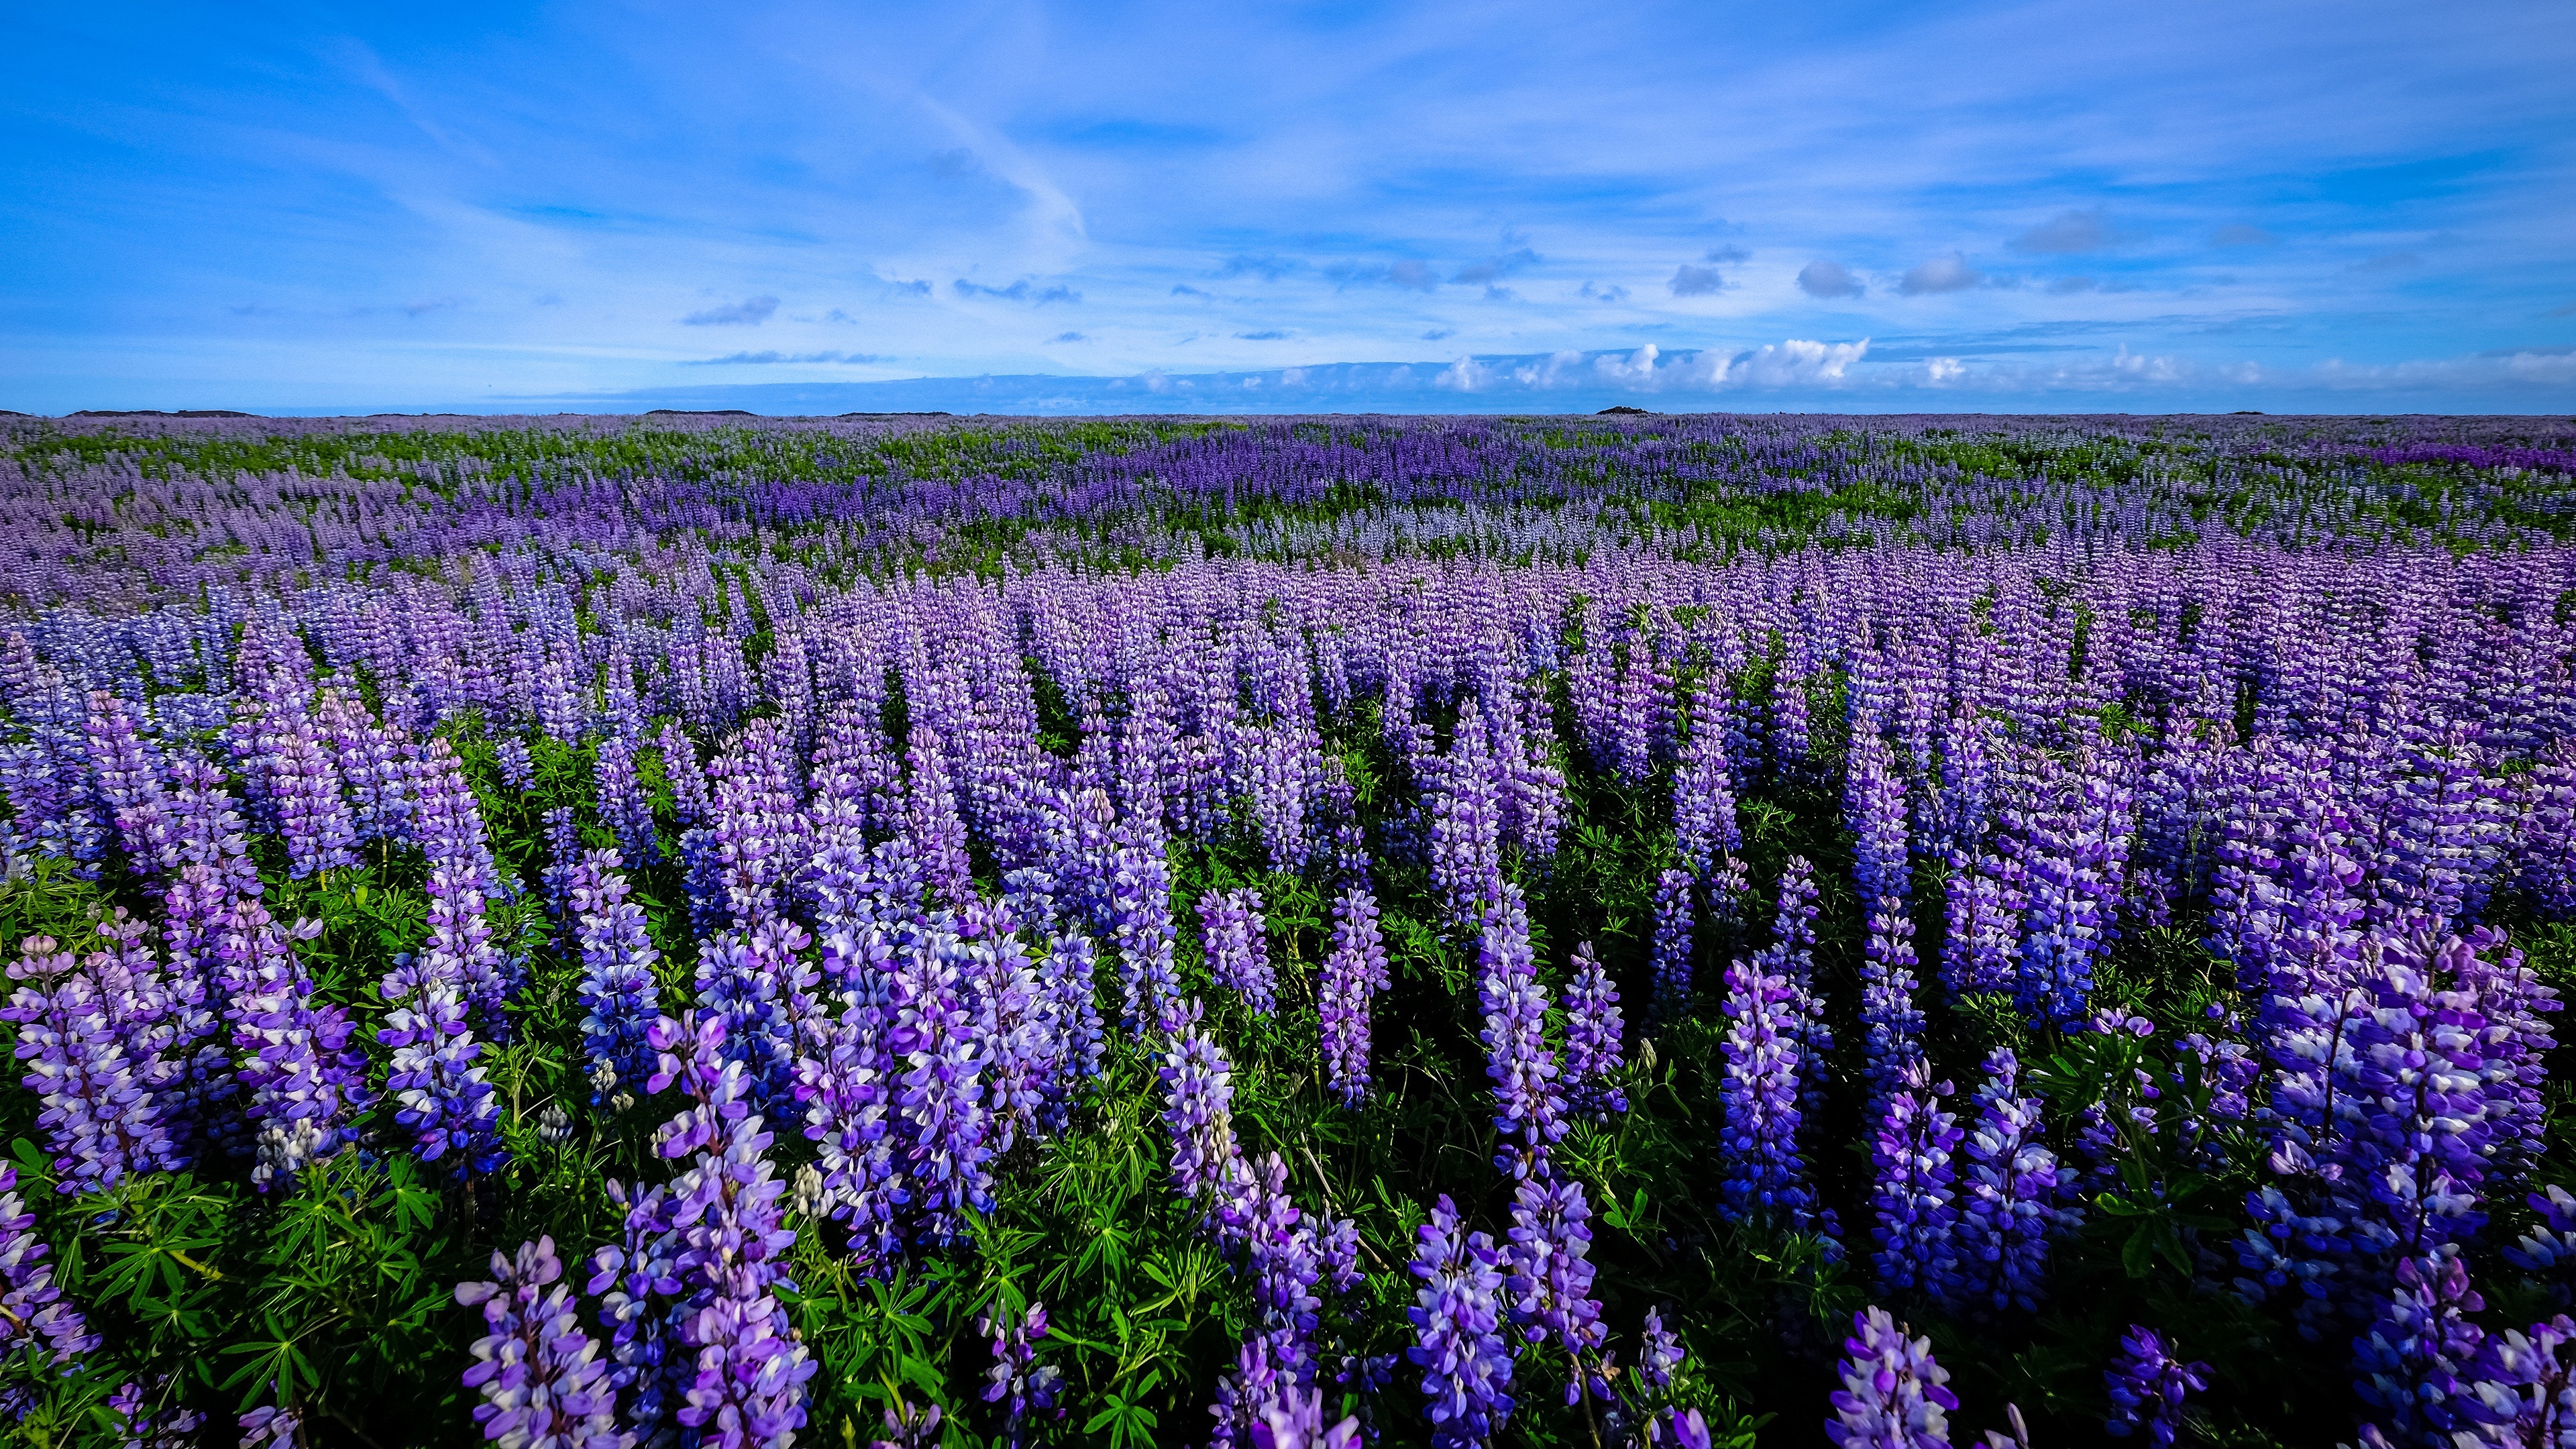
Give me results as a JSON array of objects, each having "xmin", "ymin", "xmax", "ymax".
[{"xmin": 1434, "ymin": 356, "xmax": 1492, "ymax": 391}]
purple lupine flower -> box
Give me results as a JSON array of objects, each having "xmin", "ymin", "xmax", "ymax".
[
  {"xmin": 539, "ymin": 806, "xmax": 581, "ymax": 925},
  {"xmin": 237, "ymin": 1403, "xmax": 301, "ymax": 1449},
  {"xmin": 1038, "ymin": 930, "xmax": 1106, "ymax": 1111},
  {"xmin": 569, "ymin": 847, "xmax": 661, "ymax": 1105},
  {"xmin": 1505, "ymin": 1171, "xmax": 1607, "ymax": 1405},
  {"xmin": 1956, "ymin": 1048, "xmax": 2068, "ymax": 1315},
  {"xmin": 380, "ymin": 844, "xmax": 506, "ymax": 1176},
  {"xmin": 1755, "ymin": 856, "xmax": 1833, "ymax": 1116},
  {"xmin": 0, "ymin": 1160, "xmax": 99, "ymax": 1373},
  {"xmin": 980, "ymin": 1300, "xmax": 1063, "ymax": 1445},
  {"xmin": 1824, "ymin": 1307, "xmax": 1956, "ymax": 1449},
  {"xmin": 1717, "ymin": 955, "xmax": 1812, "ymax": 1228},
  {"xmin": 2354, "ymin": 1252, "xmax": 2491, "ymax": 1446},
  {"xmin": 888, "ymin": 916, "xmax": 991, "ymax": 1247},
  {"xmin": 3, "ymin": 927, "xmax": 180, "ymax": 1191},
  {"xmin": 1161, "ymin": 1006, "xmax": 1247, "ymax": 1226},
  {"xmin": 961, "ymin": 895, "xmax": 1054, "ymax": 1157},
  {"xmin": 106, "ymin": 1377, "xmax": 205, "ymax": 1446},
  {"xmin": 904, "ymin": 726, "xmax": 975, "ymax": 913},
  {"xmin": 1474, "ymin": 884, "xmax": 1567, "ymax": 1173},
  {"xmin": 1861, "ymin": 896, "xmax": 1927, "ymax": 1108},
  {"xmin": 1638, "ymin": 1305, "xmax": 1684, "ymax": 1394},
  {"xmin": 1770, "ymin": 668, "xmax": 1812, "ymax": 784},
  {"xmin": 594, "ymin": 731, "xmax": 657, "ymax": 869},
  {"xmin": 1428, "ymin": 698, "xmax": 1509, "ymax": 922},
  {"xmin": 2242, "ymin": 927, "xmax": 2506, "ymax": 1339},
  {"xmin": 495, "ymin": 737, "xmax": 535, "ymax": 794},
  {"xmin": 85, "ymin": 689, "xmax": 175, "ymax": 872},
  {"xmin": 2011, "ymin": 746, "xmax": 2133, "ymax": 1026},
  {"xmin": 223, "ymin": 899, "xmax": 373, "ymax": 1189},
  {"xmin": 1108, "ymin": 815, "xmax": 1183, "ymax": 1034},
  {"xmin": 1199, "ymin": 888, "xmax": 1275, "ymax": 1016},
  {"xmin": 657, "ymin": 721, "xmax": 711, "ymax": 833},
  {"xmin": 1248, "ymin": 1384, "xmax": 1361, "ymax": 1449},
  {"xmin": 1235, "ymin": 1151, "xmax": 1327, "ymax": 1384},
  {"xmin": 1871, "ymin": 1071, "xmax": 1963, "ymax": 1305},
  {"xmin": 1320, "ymin": 888, "xmax": 1390, "ymax": 1108},
  {"xmin": 2102, "ymin": 1324, "xmax": 2210, "ymax": 1447},
  {"xmin": 1408, "ymin": 1194, "xmax": 1516, "ymax": 1449},
  {"xmin": 2458, "ymin": 923, "xmax": 2561, "ymax": 1184},
  {"xmin": 1648, "ymin": 867, "xmax": 1695, "ymax": 1026},
  {"xmin": 2368, "ymin": 729, "xmax": 2508, "ymax": 936},
  {"xmin": 266, "ymin": 706, "xmax": 360, "ymax": 880},
  {"xmin": 2459, "ymin": 1315, "xmax": 2576, "ymax": 1446},
  {"xmin": 696, "ymin": 916, "xmax": 818, "ymax": 1124},
  {"xmin": 637, "ymin": 1012, "xmax": 818, "ymax": 1448},
  {"xmin": 871, "ymin": 1397, "xmax": 945, "ymax": 1449},
  {"xmin": 707, "ymin": 718, "xmax": 810, "ymax": 928},
  {"xmin": 315, "ymin": 686, "xmax": 413, "ymax": 847},
  {"xmin": 795, "ymin": 974, "xmax": 903, "ymax": 1273},
  {"xmin": 2506, "ymin": 1187, "xmax": 2576, "ymax": 1305},
  {"xmin": 590, "ymin": 1174, "xmax": 685, "ymax": 1429},
  {"xmin": 2517, "ymin": 741, "xmax": 2576, "ymax": 922},
  {"xmin": 1562, "ymin": 941, "xmax": 1627, "ymax": 1120},
  {"xmin": 1212, "ymin": 1332, "xmax": 1289, "ymax": 1449},
  {"xmin": 413, "ymin": 737, "xmax": 511, "ymax": 1036},
  {"xmin": 1674, "ymin": 682, "xmax": 1741, "ymax": 881},
  {"xmin": 1846, "ymin": 724, "xmax": 1911, "ymax": 906},
  {"xmin": 454, "ymin": 1235, "xmax": 632, "ymax": 1448}
]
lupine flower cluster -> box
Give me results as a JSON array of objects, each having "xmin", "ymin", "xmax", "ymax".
[
  {"xmin": 1320, "ymin": 888, "xmax": 1389, "ymax": 1107},
  {"xmin": 0, "ymin": 411, "xmax": 2573, "ymax": 1444}
]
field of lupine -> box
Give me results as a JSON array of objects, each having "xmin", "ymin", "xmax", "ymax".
[{"xmin": 0, "ymin": 409, "xmax": 2572, "ymax": 1449}]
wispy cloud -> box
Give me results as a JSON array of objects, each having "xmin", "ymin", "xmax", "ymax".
[
  {"xmin": 1454, "ymin": 246, "xmax": 1540, "ymax": 286},
  {"xmin": 686, "ymin": 350, "xmax": 883, "ymax": 365},
  {"xmin": 1326, "ymin": 260, "xmax": 1439, "ymax": 292},
  {"xmin": 953, "ymin": 279, "xmax": 1081, "ymax": 304},
  {"xmin": 683, "ymin": 296, "xmax": 779, "ymax": 326},
  {"xmin": 2210, "ymin": 225, "xmax": 2279, "ymax": 248},
  {"xmin": 2012, "ymin": 207, "xmax": 2124, "ymax": 254},
  {"xmin": 1579, "ymin": 281, "xmax": 1629, "ymax": 303},
  {"xmin": 1235, "ymin": 329, "xmax": 1289, "ymax": 339},
  {"xmin": 1218, "ymin": 254, "xmax": 1296, "ymax": 281},
  {"xmin": 1047, "ymin": 331, "xmax": 1089, "ymax": 343}
]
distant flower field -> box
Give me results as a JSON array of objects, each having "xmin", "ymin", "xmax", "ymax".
[{"xmin": 0, "ymin": 410, "xmax": 2571, "ymax": 1448}]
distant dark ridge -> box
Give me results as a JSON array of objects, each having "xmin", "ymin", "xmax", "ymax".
[
  {"xmin": 839, "ymin": 411, "xmax": 955, "ymax": 418},
  {"xmin": 70, "ymin": 409, "xmax": 257, "ymax": 418},
  {"xmin": 1598, "ymin": 405, "xmax": 1651, "ymax": 415},
  {"xmin": 645, "ymin": 408, "xmax": 758, "ymax": 417}
]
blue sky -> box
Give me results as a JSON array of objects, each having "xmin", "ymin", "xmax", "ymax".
[{"xmin": 4, "ymin": 1, "xmax": 2573, "ymax": 415}]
